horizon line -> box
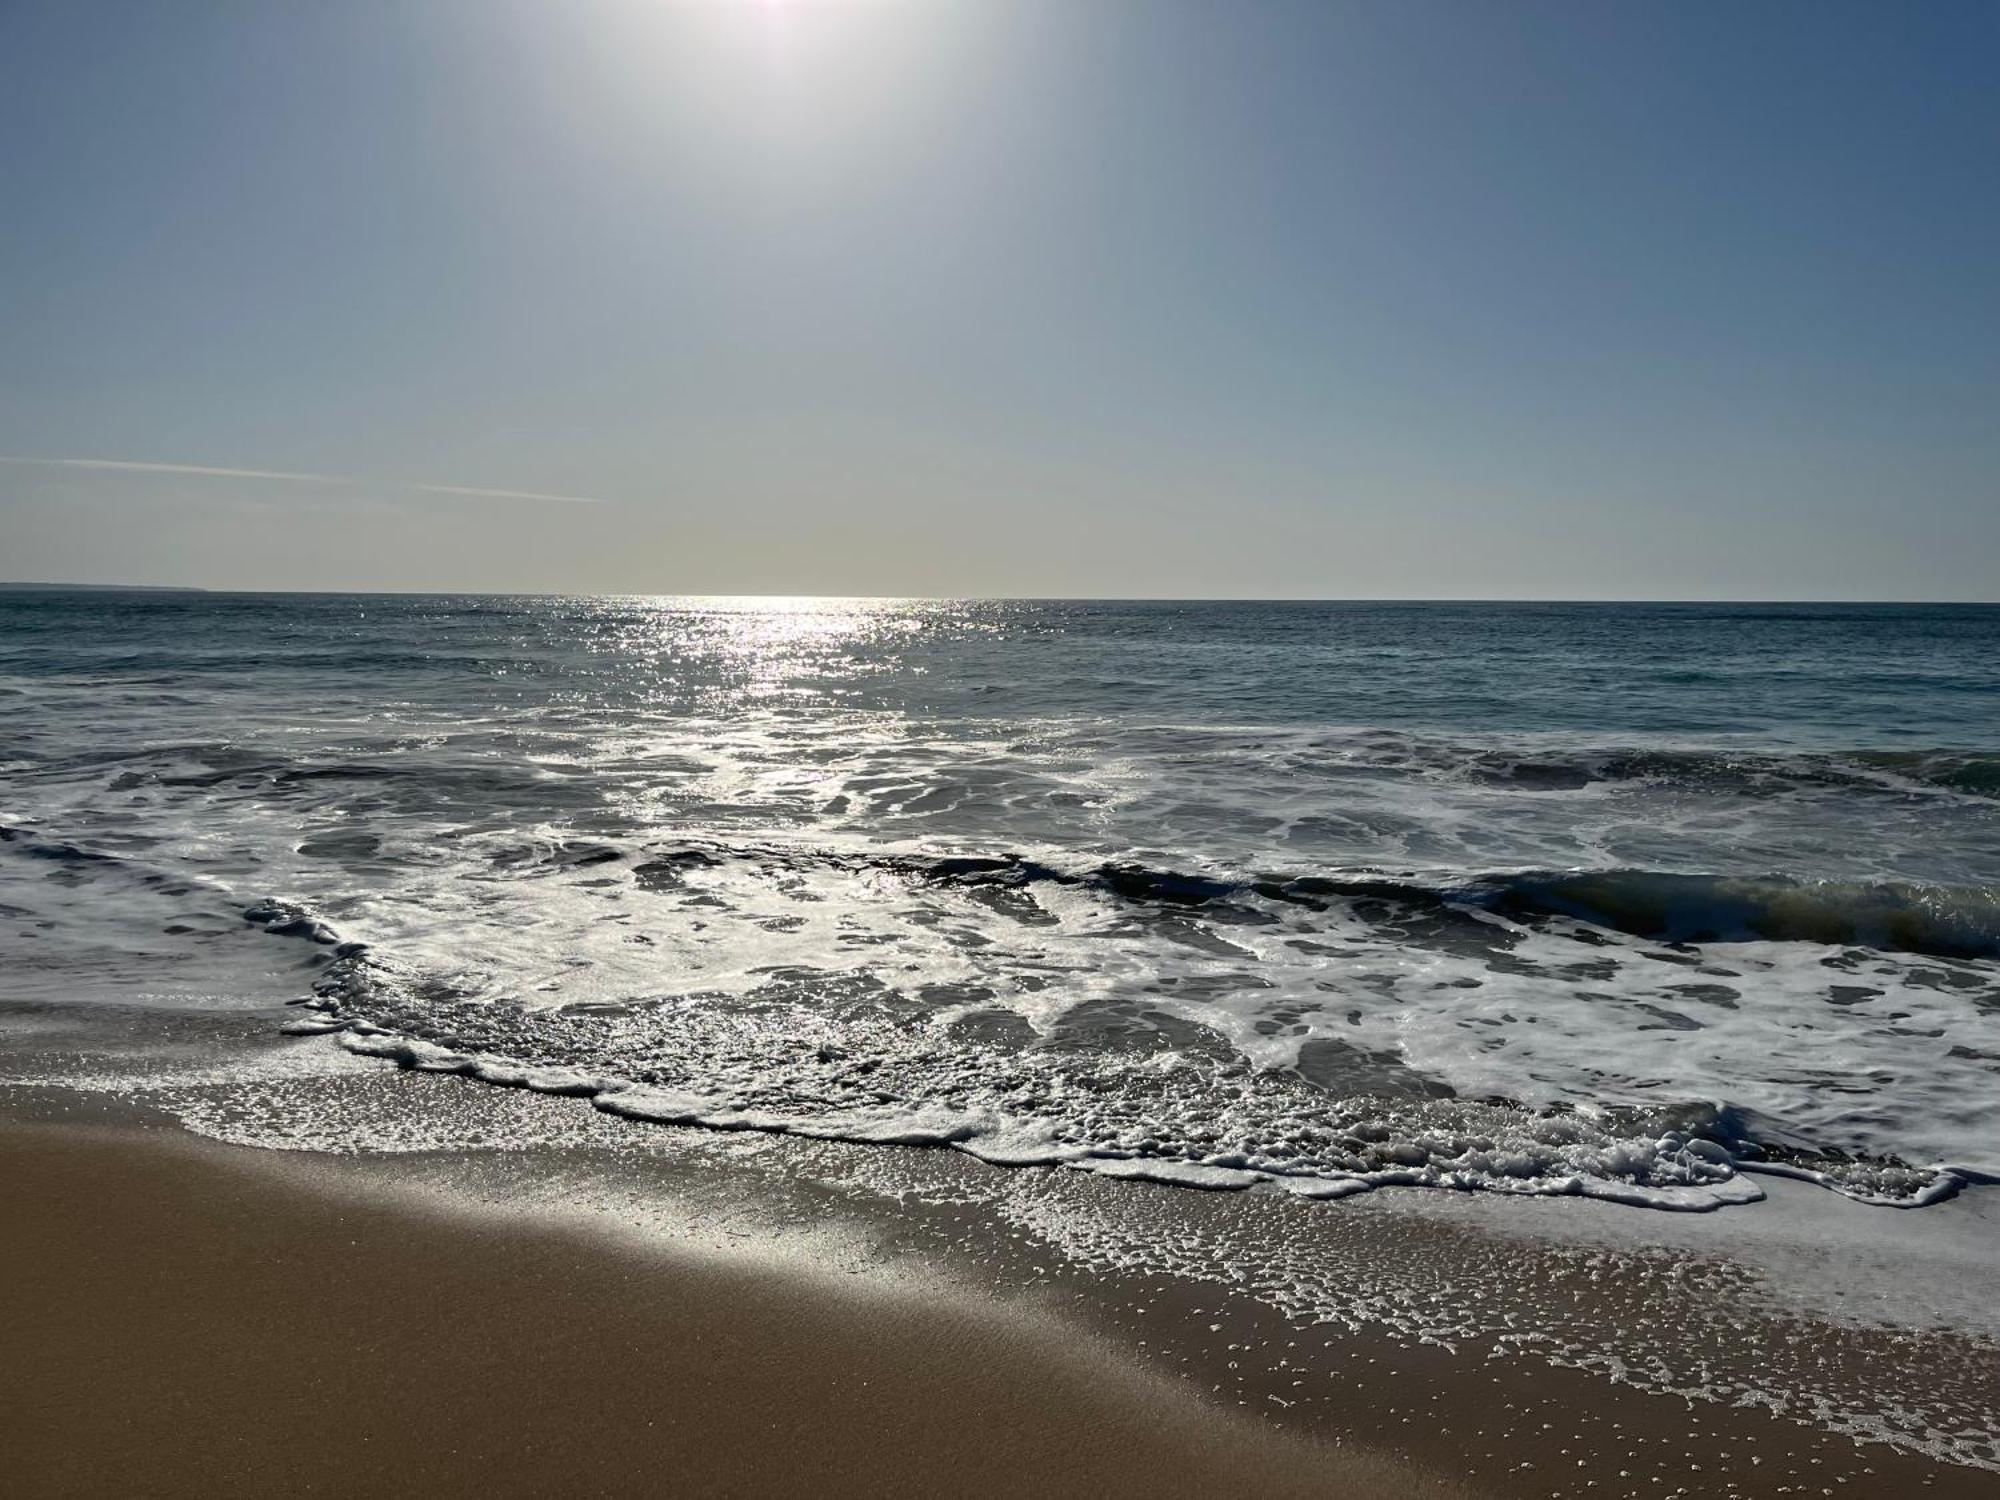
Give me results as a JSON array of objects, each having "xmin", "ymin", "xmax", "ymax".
[{"xmin": 2, "ymin": 581, "xmax": 1995, "ymax": 607}]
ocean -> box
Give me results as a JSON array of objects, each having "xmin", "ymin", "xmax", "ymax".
[{"xmin": 4, "ymin": 592, "xmax": 1998, "ymax": 1211}]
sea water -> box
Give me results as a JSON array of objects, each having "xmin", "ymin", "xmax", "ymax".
[{"xmin": 3, "ymin": 592, "xmax": 1996, "ymax": 1209}]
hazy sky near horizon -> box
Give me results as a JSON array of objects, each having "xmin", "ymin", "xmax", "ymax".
[{"xmin": 2, "ymin": 1, "xmax": 1996, "ymax": 598}]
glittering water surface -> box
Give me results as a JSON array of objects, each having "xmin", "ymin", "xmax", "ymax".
[{"xmin": 3, "ymin": 593, "xmax": 1998, "ymax": 1207}]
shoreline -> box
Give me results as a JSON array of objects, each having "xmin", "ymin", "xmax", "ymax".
[{"xmin": 6, "ymin": 1059, "xmax": 1999, "ymax": 1497}]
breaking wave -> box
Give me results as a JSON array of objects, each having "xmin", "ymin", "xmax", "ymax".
[
  {"xmin": 446, "ymin": 838, "xmax": 2000, "ymax": 964},
  {"xmin": 243, "ymin": 838, "xmax": 2000, "ymax": 1212}
]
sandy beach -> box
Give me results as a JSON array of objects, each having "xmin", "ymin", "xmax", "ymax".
[
  {"xmin": 5, "ymin": 1082, "xmax": 1997, "ymax": 1499},
  {"xmin": 0, "ymin": 1120, "xmax": 1455, "ymax": 1500}
]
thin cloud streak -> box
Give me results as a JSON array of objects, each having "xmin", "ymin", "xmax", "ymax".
[
  {"xmin": 0, "ymin": 455, "xmax": 347, "ymax": 484},
  {"xmin": 0, "ymin": 455, "xmax": 607, "ymax": 506},
  {"xmin": 415, "ymin": 482, "xmax": 606, "ymax": 505}
]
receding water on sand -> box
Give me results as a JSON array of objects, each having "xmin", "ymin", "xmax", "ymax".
[{"xmin": 5, "ymin": 1009, "xmax": 1998, "ymax": 1493}]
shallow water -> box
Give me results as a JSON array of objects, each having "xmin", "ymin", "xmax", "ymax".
[{"xmin": 3, "ymin": 592, "xmax": 1997, "ymax": 1207}]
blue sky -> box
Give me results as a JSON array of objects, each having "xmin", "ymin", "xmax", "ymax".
[{"xmin": 2, "ymin": 0, "xmax": 1995, "ymax": 596}]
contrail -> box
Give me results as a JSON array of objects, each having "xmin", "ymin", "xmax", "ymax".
[
  {"xmin": 0, "ymin": 456, "xmax": 348, "ymax": 484},
  {"xmin": 414, "ymin": 482, "xmax": 607, "ymax": 506},
  {"xmin": 0, "ymin": 455, "xmax": 607, "ymax": 505}
]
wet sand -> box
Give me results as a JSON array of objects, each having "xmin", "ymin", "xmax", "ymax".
[
  {"xmin": 4, "ymin": 1061, "xmax": 1997, "ymax": 1500},
  {"xmin": 0, "ymin": 1122, "xmax": 1462, "ymax": 1499}
]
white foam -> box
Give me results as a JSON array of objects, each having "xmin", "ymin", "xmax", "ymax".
[
  {"xmin": 5, "ymin": 643, "xmax": 1997, "ymax": 1213},
  {"xmin": 324, "ymin": 1014, "xmax": 1778, "ymax": 1210}
]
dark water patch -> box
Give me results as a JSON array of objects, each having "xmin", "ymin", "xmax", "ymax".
[
  {"xmin": 1453, "ymin": 745, "xmax": 2000, "ymax": 803},
  {"xmin": 942, "ymin": 1007, "xmax": 1040, "ymax": 1049},
  {"xmin": 0, "ymin": 826, "xmax": 121, "ymax": 864},
  {"xmin": 1665, "ymin": 982, "xmax": 1740, "ymax": 1008},
  {"xmin": 1293, "ymin": 1038, "xmax": 1455, "ymax": 1100},
  {"xmin": 628, "ymin": 850, "xmax": 718, "ymax": 889},
  {"xmin": 297, "ymin": 831, "xmax": 383, "ymax": 861},
  {"xmin": 1036, "ymin": 999, "xmax": 1240, "ymax": 1060},
  {"xmin": 1488, "ymin": 870, "xmax": 2000, "ymax": 961},
  {"xmin": 1630, "ymin": 1002, "xmax": 1704, "ymax": 1032},
  {"xmin": 275, "ymin": 763, "xmax": 411, "ymax": 784}
]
